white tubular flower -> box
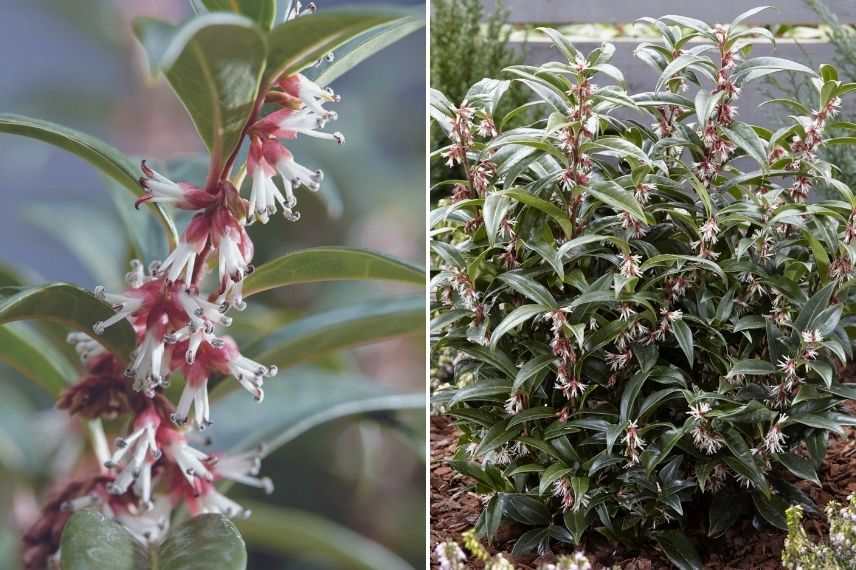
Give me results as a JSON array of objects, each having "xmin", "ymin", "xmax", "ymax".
[
  {"xmin": 763, "ymin": 414, "xmax": 788, "ymax": 454},
  {"xmin": 126, "ymin": 329, "xmax": 169, "ymax": 395},
  {"xmin": 92, "ymin": 286, "xmax": 146, "ymax": 335},
  {"xmin": 105, "ymin": 410, "xmax": 161, "ymax": 505},
  {"xmin": 209, "ymin": 446, "xmax": 274, "ymax": 495},
  {"xmin": 270, "ymin": 108, "xmax": 344, "ymax": 143},
  {"xmin": 618, "ymin": 253, "xmax": 643, "ymax": 278}
]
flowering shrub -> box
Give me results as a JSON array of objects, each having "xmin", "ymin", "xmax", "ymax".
[
  {"xmin": 0, "ymin": 3, "xmax": 423, "ymax": 569},
  {"xmin": 431, "ymin": 7, "xmax": 856, "ymax": 566},
  {"xmin": 783, "ymin": 494, "xmax": 856, "ymax": 569}
]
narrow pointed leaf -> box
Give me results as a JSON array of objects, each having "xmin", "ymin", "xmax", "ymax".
[
  {"xmin": 209, "ymin": 367, "xmax": 423, "ymax": 451},
  {"xmin": 0, "ymin": 323, "xmax": 77, "ymax": 396},
  {"xmin": 265, "ymin": 9, "xmax": 407, "ymax": 84},
  {"xmin": 243, "ymin": 295, "xmax": 423, "ymax": 369},
  {"xmin": 314, "ymin": 12, "xmax": 424, "ymax": 86},
  {"xmin": 236, "ymin": 502, "xmax": 410, "ymax": 570},
  {"xmin": 0, "ymin": 284, "xmax": 136, "ymax": 361},
  {"xmin": 0, "ymin": 114, "xmax": 177, "ymax": 245},
  {"xmin": 243, "ymin": 247, "xmax": 423, "ymax": 296}
]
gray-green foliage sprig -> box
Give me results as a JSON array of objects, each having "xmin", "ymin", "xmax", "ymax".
[{"xmin": 431, "ymin": 7, "xmax": 856, "ymax": 566}]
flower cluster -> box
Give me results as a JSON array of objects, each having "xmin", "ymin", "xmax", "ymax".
[
  {"xmin": 23, "ymin": 7, "xmax": 346, "ymax": 567},
  {"xmin": 431, "ymin": 9, "xmax": 856, "ymax": 561}
]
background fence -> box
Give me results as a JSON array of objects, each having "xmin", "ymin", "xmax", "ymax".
[{"xmin": 482, "ymin": 0, "xmax": 854, "ymax": 124}]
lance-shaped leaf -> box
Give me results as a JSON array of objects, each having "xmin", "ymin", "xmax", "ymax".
[
  {"xmin": 0, "ymin": 323, "xmax": 78, "ymax": 396},
  {"xmin": 191, "ymin": 0, "xmax": 277, "ymax": 30},
  {"xmin": 0, "ymin": 114, "xmax": 177, "ymax": 246},
  {"xmin": 314, "ymin": 11, "xmax": 424, "ymax": 86},
  {"xmin": 243, "ymin": 247, "xmax": 424, "ymax": 297},
  {"xmin": 264, "ymin": 9, "xmax": 408, "ymax": 84},
  {"xmin": 61, "ymin": 511, "xmax": 247, "ymax": 570},
  {"xmin": 587, "ymin": 180, "xmax": 651, "ymax": 224},
  {"xmin": 0, "ymin": 284, "xmax": 136, "ymax": 361},
  {"xmin": 208, "ymin": 367, "xmax": 424, "ymax": 451},
  {"xmin": 237, "ymin": 501, "xmax": 411, "ymax": 570},
  {"xmin": 134, "ymin": 14, "xmax": 267, "ymax": 177},
  {"xmin": 212, "ymin": 296, "xmax": 423, "ymax": 399}
]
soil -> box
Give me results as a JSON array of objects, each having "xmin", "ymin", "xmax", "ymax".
[{"xmin": 430, "ymin": 407, "xmax": 856, "ymax": 569}]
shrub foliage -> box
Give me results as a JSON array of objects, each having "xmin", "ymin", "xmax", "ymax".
[{"xmin": 431, "ymin": 8, "xmax": 856, "ymax": 565}]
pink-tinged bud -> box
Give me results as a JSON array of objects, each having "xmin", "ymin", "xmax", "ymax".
[
  {"xmin": 276, "ymin": 73, "xmax": 340, "ymax": 117},
  {"xmin": 137, "ymin": 161, "xmax": 216, "ymax": 210}
]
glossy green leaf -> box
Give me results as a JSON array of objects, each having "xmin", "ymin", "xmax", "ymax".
[
  {"xmin": 500, "ymin": 188, "xmax": 573, "ymax": 238},
  {"xmin": 0, "ymin": 323, "xmax": 77, "ymax": 396},
  {"xmin": 265, "ymin": 9, "xmax": 406, "ymax": 84},
  {"xmin": 60, "ymin": 511, "xmax": 148, "ymax": 570},
  {"xmin": 587, "ymin": 180, "xmax": 650, "ymax": 223},
  {"xmin": 243, "ymin": 247, "xmax": 423, "ymax": 296},
  {"xmin": 208, "ymin": 366, "xmax": 423, "ymax": 452},
  {"xmin": 314, "ymin": 12, "xmax": 424, "ymax": 86},
  {"xmin": 491, "ymin": 304, "xmax": 549, "ymax": 349},
  {"xmin": 655, "ymin": 529, "xmax": 702, "ymax": 570},
  {"xmin": 193, "ymin": 0, "xmax": 277, "ymax": 30},
  {"xmin": 159, "ymin": 514, "xmax": 247, "ymax": 570},
  {"xmin": 497, "ymin": 272, "xmax": 557, "ymax": 308},
  {"xmin": 0, "ymin": 284, "xmax": 136, "ymax": 361},
  {"xmin": 0, "ymin": 114, "xmax": 177, "ymax": 246},
  {"xmin": 241, "ymin": 295, "xmax": 423, "ymax": 371},
  {"xmin": 237, "ymin": 501, "xmax": 410, "ymax": 570},
  {"xmin": 671, "ymin": 319, "xmax": 694, "ymax": 368},
  {"xmin": 134, "ymin": 14, "xmax": 267, "ymax": 175}
]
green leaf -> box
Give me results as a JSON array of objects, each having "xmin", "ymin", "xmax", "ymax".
[
  {"xmin": 265, "ymin": 9, "xmax": 406, "ymax": 84},
  {"xmin": 655, "ymin": 530, "xmax": 702, "ymax": 570},
  {"xmin": 727, "ymin": 359, "xmax": 776, "ymax": 377},
  {"xmin": 752, "ymin": 492, "xmax": 788, "ymax": 530},
  {"xmin": 60, "ymin": 511, "xmax": 148, "ymax": 570},
  {"xmin": 500, "ymin": 188, "xmax": 573, "ymax": 238},
  {"xmin": 134, "ymin": 13, "xmax": 267, "ymax": 175},
  {"xmin": 208, "ymin": 366, "xmax": 423, "ymax": 452},
  {"xmin": 538, "ymin": 463, "xmax": 572, "ymax": 495},
  {"xmin": 723, "ymin": 122, "xmax": 768, "ymax": 167},
  {"xmin": 242, "ymin": 295, "xmax": 423, "ymax": 371},
  {"xmin": 236, "ymin": 501, "xmax": 410, "ymax": 570},
  {"xmin": 0, "ymin": 323, "xmax": 77, "ymax": 396},
  {"xmin": 0, "ymin": 114, "xmax": 177, "ymax": 246},
  {"xmin": 497, "ymin": 272, "xmax": 557, "ymax": 308},
  {"xmin": 314, "ymin": 12, "xmax": 424, "ymax": 86},
  {"xmin": 194, "ymin": 0, "xmax": 277, "ymax": 30},
  {"xmin": 0, "ymin": 284, "xmax": 136, "ymax": 361},
  {"xmin": 671, "ymin": 319, "xmax": 694, "ymax": 368},
  {"xmin": 639, "ymin": 254, "xmax": 726, "ymax": 282},
  {"xmin": 588, "ymin": 180, "xmax": 650, "ymax": 223},
  {"xmin": 775, "ymin": 453, "xmax": 821, "ymax": 486},
  {"xmin": 159, "ymin": 515, "xmax": 247, "ymax": 570},
  {"xmin": 243, "ymin": 247, "xmax": 423, "ymax": 296},
  {"xmin": 61, "ymin": 511, "xmax": 246, "ymax": 570},
  {"xmin": 733, "ymin": 56, "xmax": 817, "ymax": 84},
  {"xmin": 484, "ymin": 192, "xmax": 514, "ymax": 247},
  {"xmin": 491, "ymin": 304, "xmax": 548, "ymax": 349}
]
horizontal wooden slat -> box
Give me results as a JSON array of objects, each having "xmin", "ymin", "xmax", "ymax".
[
  {"xmin": 484, "ymin": 0, "xmax": 856, "ymax": 24},
  {"xmin": 511, "ymin": 40, "xmax": 840, "ymax": 125}
]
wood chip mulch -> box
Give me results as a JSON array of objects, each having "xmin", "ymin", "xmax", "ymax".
[{"xmin": 430, "ymin": 408, "xmax": 856, "ymax": 569}]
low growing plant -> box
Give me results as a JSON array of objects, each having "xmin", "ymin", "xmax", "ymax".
[
  {"xmin": 0, "ymin": 2, "xmax": 424, "ymax": 569},
  {"xmin": 431, "ymin": 7, "xmax": 856, "ymax": 567}
]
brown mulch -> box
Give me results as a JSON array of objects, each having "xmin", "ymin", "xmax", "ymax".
[{"xmin": 430, "ymin": 409, "xmax": 856, "ymax": 569}]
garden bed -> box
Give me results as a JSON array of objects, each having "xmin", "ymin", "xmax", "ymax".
[{"xmin": 430, "ymin": 408, "xmax": 856, "ymax": 569}]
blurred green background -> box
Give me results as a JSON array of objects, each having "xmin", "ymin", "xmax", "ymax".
[{"xmin": 0, "ymin": 1, "xmax": 426, "ymax": 568}]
